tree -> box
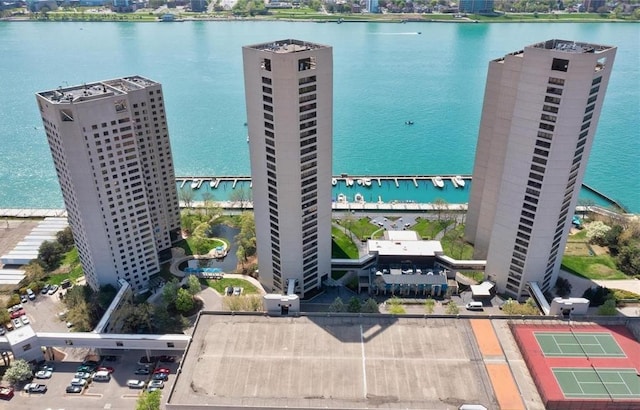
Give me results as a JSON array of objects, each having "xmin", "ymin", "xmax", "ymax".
[
  {"xmin": 5, "ymin": 359, "xmax": 33, "ymax": 384},
  {"xmin": 23, "ymin": 260, "xmax": 46, "ymax": 282},
  {"xmin": 598, "ymin": 299, "xmax": 617, "ymax": 316},
  {"xmin": 424, "ymin": 298, "xmax": 435, "ymax": 314},
  {"xmin": 585, "ymin": 221, "xmax": 611, "ymax": 243},
  {"xmin": 234, "ymin": 212, "xmax": 256, "ymax": 264},
  {"xmin": 152, "ymin": 303, "xmax": 189, "ymax": 333},
  {"xmin": 119, "ymin": 301, "xmax": 154, "ymax": 334},
  {"xmin": 328, "ymin": 297, "xmax": 345, "ymax": 312},
  {"xmin": 56, "ymin": 226, "xmax": 74, "ymax": 251},
  {"xmin": 186, "ymin": 275, "xmax": 201, "ymax": 296},
  {"xmin": 201, "ymin": 192, "xmax": 219, "ymax": 216},
  {"xmin": 179, "ymin": 188, "xmax": 194, "ymax": 208},
  {"xmin": 554, "ymin": 277, "xmax": 572, "ymax": 298},
  {"xmin": 347, "ymin": 297, "xmax": 362, "ymax": 313},
  {"xmin": 445, "ymin": 301, "xmax": 459, "ymax": 315},
  {"xmin": 175, "ymin": 288, "xmax": 195, "ymax": 313},
  {"xmin": 136, "ymin": 389, "xmax": 161, "ymax": 410},
  {"xmin": 617, "ymin": 245, "xmax": 640, "ymax": 277},
  {"xmin": 230, "ymin": 187, "xmax": 252, "ymax": 210},
  {"xmin": 38, "ymin": 240, "xmax": 64, "ymax": 271},
  {"xmin": 162, "ymin": 279, "xmax": 180, "ymax": 305},
  {"xmin": 387, "ymin": 297, "xmax": 406, "ymax": 314},
  {"xmin": 361, "ymin": 298, "xmax": 379, "ymax": 313},
  {"xmin": 582, "ymin": 286, "xmax": 613, "ymax": 307},
  {"xmin": 433, "ymin": 198, "xmax": 448, "ymax": 221},
  {"xmin": 0, "ymin": 309, "xmax": 9, "ymax": 326}
]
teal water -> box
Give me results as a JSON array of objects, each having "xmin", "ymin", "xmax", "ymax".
[{"xmin": 0, "ymin": 22, "xmax": 638, "ymax": 211}]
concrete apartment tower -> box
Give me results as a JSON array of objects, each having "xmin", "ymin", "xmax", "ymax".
[
  {"xmin": 36, "ymin": 76, "xmax": 181, "ymax": 292},
  {"xmin": 243, "ymin": 40, "xmax": 333, "ymax": 297},
  {"xmin": 465, "ymin": 40, "xmax": 616, "ymax": 299}
]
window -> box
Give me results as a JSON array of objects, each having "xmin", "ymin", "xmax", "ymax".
[
  {"xmin": 261, "ymin": 58, "xmax": 271, "ymax": 71},
  {"xmin": 551, "ymin": 58, "xmax": 569, "ymax": 72}
]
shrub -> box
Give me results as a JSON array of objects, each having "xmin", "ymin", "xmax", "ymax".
[
  {"xmin": 424, "ymin": 298, "xmax": 435, "ymax": 314},
  {"xmin": 554, "ymin": 277, "xmax": 572, "ymax": 297},
  {"xmin": 347, "ymin": 297, "xmax": 362, "ymax": 313},
  {"xmin": 582, "ymin": 286, "xmax": 613, "ymax": 307},
  {"xmin": 598, "ymin": 299, "xmax": 617, "ymax": 316}
]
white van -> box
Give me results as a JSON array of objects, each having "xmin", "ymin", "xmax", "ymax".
[
  {"xmin": 465, "ymin": 301, "xmax": 484, "ymax": 311},
  {"xmin": 93, "ymin": 371, "xmax": 111, "ymax": 382}
]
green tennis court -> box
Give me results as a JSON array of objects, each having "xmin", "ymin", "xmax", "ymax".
[
  {"xmin": 553, "ymin": 368, "xmax": 640, "ymax": 399},
  {"xmin": 535, "ymin": 332, "xmax": 626, "ymax": 357}
]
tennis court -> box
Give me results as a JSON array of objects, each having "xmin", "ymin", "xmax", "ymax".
[
  {"xmin": 553, "ymin": 368, "xmax": 640, "ymax": 399},
  {"xmin": 535, "ymin": 331, "xmax": 626, "ymax": 358}
]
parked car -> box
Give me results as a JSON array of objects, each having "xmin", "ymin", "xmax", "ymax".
[
  {"xmin": 126, "ymin": 379, "xmax": 146, "ymax": 389},
  {"xmin": 96, "ymin": 366, "xmax": 114, "ymax": 373},
  {"xmin": 12, "ymin": 318, "xmax": 22, "ymax": 329},
  {"xmin": 35, "ymin": 370, "xmax": 52, "ymax": 379},
  {"xmin": 0, "ymin": 386, "xmax": 14, "ymax": 400},
  {"xmin": 233, "ymin": 287, "xmax": 243, "ymax": 296},
  {"xmin": 26, "ymin": 288, "xmax": 36, "ymax": 300},
  {"xmin": 154, "ymin": 367, "xmax": 170, "ymax": 375},
  {"xmin": 65, "ymin": 385, "xmax": 82, "ymax": 394},
  {"xmin": 21, "ymin": 316, "xmax": 29, "ymax": 325},
  {"xmin": 0, "ymin": 326, "xmax": 5, "ymax": 336},
  {"xmin": 134, "ymin": 367, "xmax": 150, "ymax": 375},
  {"xmin": 41, "ymin": 284, "xmax": 50, "ymax": 295},
  {"xmin": 138, "ymin": 356, "xmax": 158, "ymax": 365},
  {"xmin": 20, "ymin": 295, "xmax": 28, "ymax": 304},
  {"xmin": 48, "ymin": 285, "xmax": 59, "ymax": 295},
  {"xmin": 159, "ymin": 355, "xmax": 176, "ymax": 363},
  {"xmin": 10, "ymin": 309, "xmax": 25, "ymax": 319},
  {"xmin": 4, "ymin": 321, "xmax": 13, "ymax": 332},
  {"xmin": 39, "ymin": 362, "xmax": 55, "ymax": 372},
  {"xmin": 76, "ymin": 365, "xmax": 95, "ymax": 373},
  {"xmin": 24, "ymin": 383, "xmax": 47, "ymax": 393},
  {"xmin": 70, "ymin": 378, "xmax": 87, "ymax": 387},
  {"xmin": 61, "ymin": 279, "xmax": 72, "ymax": 289},
  {"xmin": 152, "ymin": 372, "xmax": 168, "ymax": 381},
  {"xmin": 66, "ymin": 322, "xmax": 74, "ymax": 328},
  {"xmin": 147, "ymin": 380, "xmax": 164, "ymax": 391},
  {"xmin": 74, "ymin": 372, "xmax": 91, "ymax": 380}
]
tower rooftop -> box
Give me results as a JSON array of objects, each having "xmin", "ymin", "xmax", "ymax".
[{"xmin": 245, "ymin": 39, "xmax": 328, "ymax": 54}]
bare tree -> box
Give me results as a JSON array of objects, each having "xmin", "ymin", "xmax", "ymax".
[{"xmin": 179, "ymin": 188, "xmax": 194, "ymax": 209}]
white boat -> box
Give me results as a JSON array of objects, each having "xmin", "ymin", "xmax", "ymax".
[
  {"xmin": 354, "ymin": 193, "xmax": 364, "ymax": 203},
  {"xmin": 331, "ymin": 178, "xmax": 337, "ymax": 186},
  {"xmin": 356, "ymin": 179, "xmax": 363, "ymax": 186},
  {"xmin": 432, "ymin": 176, "xmax": 444, "ymax": 188},
  {"xmin": 363, "ymin": 178, "xmax": 372, "ymax": 187},
  {"xmin": 345, "ymin": 178, "xmax": 354, "ymax": 187},
  {"xmin": 210, "ymin": 179, "xmax": 218, "ymax": 188},
  {"xmin": 337, "ymin": 193, "xmax": 347, "ymax": 203},
  {"xmin": 191, "ymin": 179, "xmax": 199, "ymax": 189},
  {"xmin": 454, "ymin": 175, "xmax": 465, "ymax": 188}
]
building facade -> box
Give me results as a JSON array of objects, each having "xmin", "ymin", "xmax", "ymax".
[
  {"xmin": 458, "ymin": 0, "xmax": 494, "ymax": 14},
  {"xmin": 242, "ymin": 40, "xmax": 333, "ymax": 297},
  {"xmin": 465, "ymin": 40, "xmax": 616, "ymax": 299},
  {"xmin": 36, "ymin": 76, "xmax": 181, "ymax": 292}
]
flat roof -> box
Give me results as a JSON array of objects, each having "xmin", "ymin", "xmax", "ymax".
[
  {"xmin": 368, "ymin": 237, "xmax": 443, "ymax": 257},
  {"xmin": 37, "ymin": 76, "xmax": 157, "ymax": 104},
  {"xmin": 167, "ymin": 313, "xmax": 495, "ymax": 409},
  {"xmin": 530, "ymin": 39, "xmax": 614, "ymax": 53},
  {"xmin": 245, "ymin": 39, "xmax": 329, "ymax": 54}
]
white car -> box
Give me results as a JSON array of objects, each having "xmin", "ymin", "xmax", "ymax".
[
  {"xmin": 147, "ymin": 380, "xmax": 164, "ymax": 391},
  {"xmin": 35, "ymin": 370, "xmax": 52, "ymax": 379},
  {"xmin": 127, "ymin": 379, "xmax": 146, "ymax": 389},
  {"xmin": 12, "ymin": 318, "xmax": 23, "ymax": 328},
  {"xmin": 70, "ymin": 378, "xmax": 87, "ymax": 387},
  {"xmin": 21, "ymin": 315, "xmax": 30, "ymax": 325}
]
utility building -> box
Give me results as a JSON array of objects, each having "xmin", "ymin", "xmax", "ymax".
[
  {"xmin": 36, "ymin": 76, "xmax": 181, "ymax": 292},
  {"xmin": 243, "ymin": 40, "xmax": 333, "ymax": 297},
  {"xmin": 465, "ymin": 40, "xmax": 616, "ymax": 299}
]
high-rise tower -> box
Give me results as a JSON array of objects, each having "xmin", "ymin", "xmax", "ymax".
[
  {"xmin": 465, "ymin": 40, "xmax": 616, "ymax": 298},
  {"xmin": 243, "ymin": 40, "xmax": 333, "ymax": 297},
  {"xmin": 36, "ymin": 76, "xmax": 181, "ymax": 292}
]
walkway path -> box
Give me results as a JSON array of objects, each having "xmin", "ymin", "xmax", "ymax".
[
  {"xmin": 470, "ymin": 319, "xmax": 527, "ymax": 410},
  {"xmin": 558, "ymin": 269, "xmax": 640, "ymax": 296}
]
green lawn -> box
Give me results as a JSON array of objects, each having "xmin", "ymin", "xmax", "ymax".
[
  {"xmin": 47, "ymin": 248, "xmax": 84, "ymax": 285},
  {"xmin": 204, "ymin": 278, "xmax": 259, "ymax": 295},
  {"xmin": 440, "ymin": 225, "xmax": 474, "ymax": 260},
  {"xmin": 561, "ymin": 255, "xmax": 628, "ymax": 280},
  {"xmin": 413, "ymin": 218, "xmax": 452, "ymax": 240},
  {"xmin": 331, "ymin": 227, "xmax": 359, "ymax": 259}
]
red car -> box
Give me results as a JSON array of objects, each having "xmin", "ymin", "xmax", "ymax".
[
  {"xmin": 97, "ymin": 366, "xmax": 114, "ymax": 374},
  {"xmin": 153, "ymin": 367, "xmax": 170, "ymax": 374},
  {"xmin": 10, "ymin": 309, "xmax": 25, "ymax": 319}
]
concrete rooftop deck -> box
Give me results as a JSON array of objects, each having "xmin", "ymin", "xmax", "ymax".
[{"xmin": 167, "ymin": 313, "xmax": 497, "ymax": 409}]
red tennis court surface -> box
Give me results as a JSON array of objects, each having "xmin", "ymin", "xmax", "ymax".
[{"xmin": 512, "ymin": 323, "xmax": 640, "ymax": 410}]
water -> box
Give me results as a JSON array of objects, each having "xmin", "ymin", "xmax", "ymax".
[{"xmin": 0, "ymin": 21, "xmax": 638, "ymax": 211}]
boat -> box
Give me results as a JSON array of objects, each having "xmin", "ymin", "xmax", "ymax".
[
  {"xmin": 357, "ymin": 179, "xmax": 363, "ymax": 186},
  {"xmin": 337, "ymin": 193, "xmax": 347, "ymax": 203},
  {"xmin": 345, "ymin": 178, "xmax": 354, "ymax": 187},
  {"xmin": 454, "ymin": 175, "xmax": 465, "ymax": 188},
  {"xmin": 405, "ymin": 120, "xmax": 414, "ymax": 125},
  {"xmin": 331, "ymin": 178, "xmax": 337, "ymax": 186},
  {"xmin": 363, "ymin": 178, "xmax": 371, "ymax": 187},
  {"xmin": 191, "ymin": 179, "xmax": 199, "ymax": 189},
  {"xmin": 354, "ymin": 193, "xmax": 364, "ymax": 203},
  {"xmin": 432, "ymin": 176, "xmax": 444, "ymax": 188},
  {"xmin": 210, "ymin": 179, "xmax": 217, "ymax": 188}
]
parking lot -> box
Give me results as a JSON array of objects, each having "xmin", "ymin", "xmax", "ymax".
[{"xmin": 6, "ymin": 351, "xmax": 180, "ymax": 410}]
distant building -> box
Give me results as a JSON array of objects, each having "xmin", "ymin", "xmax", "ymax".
[
  {"xmin": 366, "ymin": 0, "xmax": 379, "ymax": 13},
  {"xmin": 465, "ymin": 40, "xmax": 616, "ymax": 299},
  {"xmin": 36, "ymin": 76, "xmax": 181, "ymax": 292},
  {"xmin": 583, "ymin": 0, "xmax": 606, "ymax": 12},
  {"xmin": 190, "ymin": 0, "xmax": 206, "ymax": 12},
  {"xmin": 242, "ymin": 40, "xmax": 333, "ymax": 297},
  {"xmin": 458, "ymin": 0, "xmax": 494, "ymax": 14}
]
